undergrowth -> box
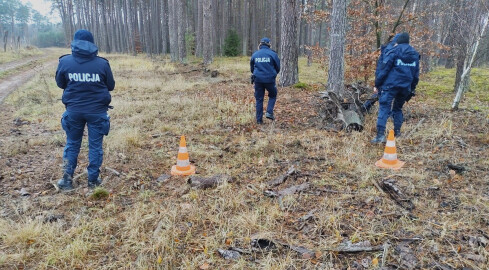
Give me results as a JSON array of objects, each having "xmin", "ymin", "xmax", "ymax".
[{"xmin": 0, "ymin": 53, "xmax": 488, "ymax": 269}]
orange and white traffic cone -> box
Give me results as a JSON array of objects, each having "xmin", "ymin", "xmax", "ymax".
[
  {"xmin": 171, "ymin": 135, "xmax": 196, "ymax": 176},
  {"xmin": 375, "ymin": 130, "xmax": 405, "ymax": 170}
]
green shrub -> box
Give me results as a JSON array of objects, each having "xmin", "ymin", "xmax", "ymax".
[
  {"xmin": 90, "ymin": 187, "xmax": 109, "ymax": 200},
  {"xmin": 293, "ymin": 82, "xmax": 309, "ymax": 89},
  {"xmin": 224, "ymin": 29, "xmax": 240, "ymax": 57}
]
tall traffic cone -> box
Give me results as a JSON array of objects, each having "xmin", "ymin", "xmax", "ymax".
[
  {"xmin": 375, "ymin": 130, "xmax": 405, "ymax": 170},
  {"xmin": 171, "ymin": 135, "xmax": 196, "ymax": 176}
]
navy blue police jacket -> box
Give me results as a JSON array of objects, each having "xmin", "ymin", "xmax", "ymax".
[
  {"xmin": 250, "ymin": 45, "xmax": 280, "ymax": 84},
  {"xmin": 374, "ymin": 34, "xmax": 399, "ymax": 83},
  {"xmin": 375, "ymin": 43, "xmax": 419, "ymax": 92},
  {"xmin": 55, "ymin": 40, "xmax": 115, "ymax": 114}
]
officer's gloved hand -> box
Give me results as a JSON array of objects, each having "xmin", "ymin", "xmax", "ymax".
[
  {"xmin": 406, "ymin": 90, "xmax": 416, "ymax": 102},
  {"xmin": 250, "ymin": 75, "xmax": 255, "ymax": 84}
]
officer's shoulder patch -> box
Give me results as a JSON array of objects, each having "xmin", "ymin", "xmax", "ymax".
[
  {"xmin": 97, "ymin": 56, "xmax": 109, "ymax": 62},
  {"xmin": 59, "ymin": 54, "xmax": 70, "ymax": 60}
]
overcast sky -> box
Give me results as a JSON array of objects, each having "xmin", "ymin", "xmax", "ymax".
[{"xmin": 20, "ymin": 0, "xmax": 61, "ymax": 23}]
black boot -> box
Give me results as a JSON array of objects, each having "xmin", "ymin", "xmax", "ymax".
[
  {"xmin": 88, "ymin": 177, "xmax": 102, "ymax": 189},
  {"xmin": 394, "ymin": 129, "xmax": 401, "ymax": 137},
  {"xmin": 57, "ymin": 173, "xmax": 74, "ymax": 190},
  {"xmin": 371, "ymin": 133, "xmax": 386, "ymax": 144}
]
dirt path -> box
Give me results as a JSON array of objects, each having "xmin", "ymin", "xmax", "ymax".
[
  {"xmin": 0, "ymin": 52, "xmax": 58, "ymax": 104},
  {"xmin": 0, "ymin": 52, "xmax": 49, "ymax": 73}
]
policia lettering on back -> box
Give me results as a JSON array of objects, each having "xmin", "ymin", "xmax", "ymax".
[{"xmin": 68, "ymin": 73, "xmax": 101, "ymax": 82}]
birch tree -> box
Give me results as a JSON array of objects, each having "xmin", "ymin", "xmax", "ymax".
[{"xmin": 452, "ymin": 7, "xmax": 489, "ymax": 110}]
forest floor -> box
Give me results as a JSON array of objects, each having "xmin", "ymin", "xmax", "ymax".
[{"xmin": 0, "ymin": 50, "xmax": 488, "ymax": 269}]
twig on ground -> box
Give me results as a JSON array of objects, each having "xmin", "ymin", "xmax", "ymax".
[
  {"xmin": 382, "ymin": 242, "xmax": 390, "ymax": 267},
  {"xmin": 378, "ymin": 179, "xmax": 415, "ymax": 211},
  {"xmin": 168, "ymin": 68, "xmax": 200, "ymax": 75},
  {"xmin": 266, "ymin": 165, "xmax": 297, "ymax": 187},
  {"xmin": 73, "ymin": 170, "xmax": 88, "ymax": 181},
  {"xmin": 405, "ymin": 117, "xmax": 425, "ymax": 138},
  {"xmin": 105, "ymin": 166, "xmax": 122, "ymax": 176},
  {"xmin": 325, "ymin": 240, "xmax": 385, "ymax": 253}
]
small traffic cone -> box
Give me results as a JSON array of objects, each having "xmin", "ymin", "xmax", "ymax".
[
  {"xmin": 375, "ymin": 130, "xmax": 405, "ymax": 170},
  {"xmin": 171, "ymin": 135, "xmax": 196, "ymax": 176}
]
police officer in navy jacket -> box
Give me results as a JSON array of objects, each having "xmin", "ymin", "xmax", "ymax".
[
  {"xmin": 362, "ymin": 34, "xmax": 400, "ymax": 113},
  {"xmin": 372, "ymin": 32, "xmax": 419, "ymax": 143},
  {"xmin": 55, "ymin": 29, "xmax": 115, "ymax": 190},
  {"xmin": 250, "ymin": 37, "xmax": 280, "ymax": 124}
]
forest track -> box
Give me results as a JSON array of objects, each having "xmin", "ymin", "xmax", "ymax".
[
  {"xmin": 0, "ymin": 50, "xmax": 58, "ymax": 104},
  {"xmin": 0, "ymin": 51, "xmax": 48, "ymax": 73}
]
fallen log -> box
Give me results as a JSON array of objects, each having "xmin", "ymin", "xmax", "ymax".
[
  {"xmin": 319, "ymin": 90, "xmax": 364, "ymax": 131},
  {"xmin": 188, "ymin": 174, "xmax": 233, "ymax": 189}
]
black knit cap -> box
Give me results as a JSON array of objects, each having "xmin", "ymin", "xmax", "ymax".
[
  {"xmin": 396, "ymin": 32, "xmax": 409, "ymax": 44},
  {"xmin": 73, "ymin": 29, "xmax": 94, "ymax": 44}
]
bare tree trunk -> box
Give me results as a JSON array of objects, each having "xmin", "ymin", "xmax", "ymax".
[
  {"xmin": 250, "ymin": 0, "xmax": 257, "ymax": 53},
  {"xmin": 168, "ymin": 0, "xmax": 179, "ymax": 61},
  {"xmin": 202, "ymin": 0, "xmax": 213, "ymax": 65},
  {"xmin": 452, "ymin": 12, "xmax": 489, "ymax": 110},
  {"xmin": 278, "ymin": 0, "xmax": 300, "ymax": 87},
  {"xmin": 3, "ymin": 31, "xmax": 7, "ymax": 52},
  {"xmin": 241, "ymin": 0, "xmax": 250, "ymax": 55},
  {"xmin": 101, "ymin": 0, "xmax": 111, "ymax": 53},
  {"xmin": 219, "ymin": 0, "xmax": 227, "ymax": 56},
  {"xmin": 161, "ymin": 0, "xmax": 170, "ymax": 54},
  {"xmin": 177, "ymin": 0, "xmax": 187, "ymax": 63},
  {"xmin": 125, "ymin": 0, "xmax": 136, "ymax": 54},
  {"xmin": 320, "ymin": 0, "xmax": 363, "ymax": 131},
  {"xmin": 196, "ymin": 0, "xmax": 203, "ymax": 57},
  {"xmin": 270, "ymin": 0, "xmax": 277, "ymax": 49},
  {"xmin": 306, "ymin": 0, "xmax": 314, "ymax": 66},
  {"xmin": 327, "ymin": 0, "xmax": 347, "ymax": 95}
]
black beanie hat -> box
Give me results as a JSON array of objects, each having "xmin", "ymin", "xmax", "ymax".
[
  {"xmin": 396, "ymin": 32, "xmax": 410, "ymax": 44},
  {"xmin": 73, "ymin": 29, "xmax": 94, "ymax": 43}
]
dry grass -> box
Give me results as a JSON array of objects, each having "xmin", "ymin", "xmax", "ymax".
[
  {"xmin": 0, "ymin": 47, "xmax": 44, "ymax": 64},
  {"xmin": 0, "ymin": 53, "xmax": 488, "ymax": 269}
]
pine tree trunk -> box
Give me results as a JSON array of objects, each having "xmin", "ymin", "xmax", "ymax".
[
  {"xmin": 168, "ymin": 0, "xmax": 179, "ymax": 61},
  {"xmin": 177, "ymin": 0, "xmax": 187, "ymax": 63},
  {"xmin": 195, "ymin": 0, "xmax": 203, "ymax": 57},
  {"xmin": 202, "ymin": 0, "xmax": 213, "ymax": 65},
  {"xmin": 327, "ymin": 0, "xmax": 346, "ymax": 96},
  {"xmin": 321, "ymin": 0, "xmax": 364, "ymax": 131},
  {"xmin": 161, "ymin": 0, "xmax": 170, "ymax": 54},
  {"xmin": 278, "ymin": 0, "xmax": 300, "ymax": 87},
  {"xmin": 270, "ymin": 0, "xmax": 277, "ymax": 49},
  {"xmin": 318, "ymin": 0, "xmax": 326, "ymax": 47}
]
